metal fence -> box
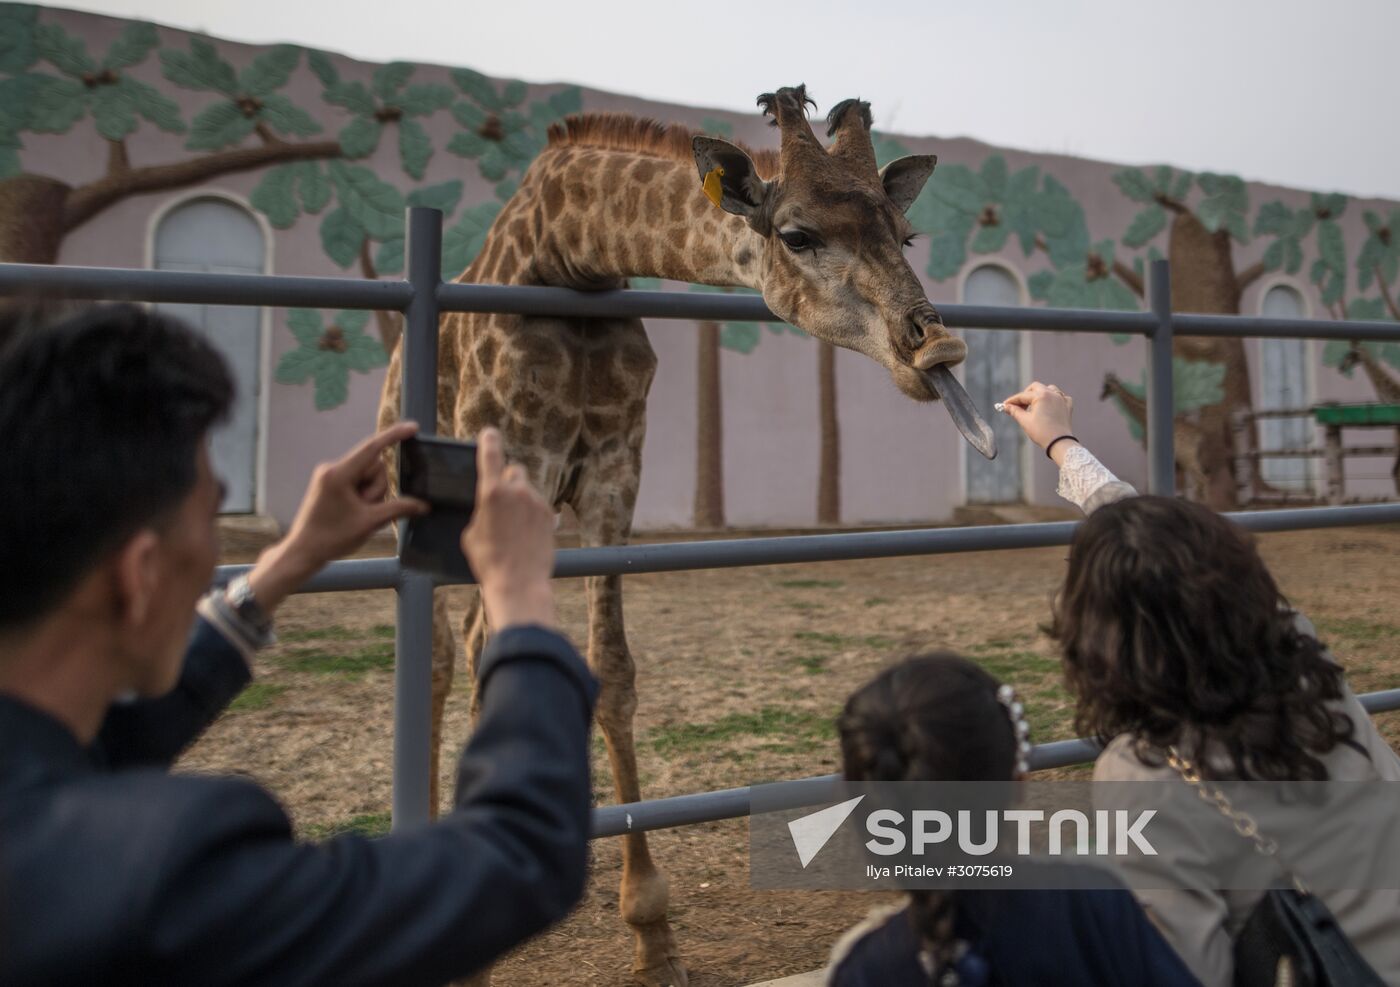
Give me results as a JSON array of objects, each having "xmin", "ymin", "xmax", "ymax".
[{"xmin": 5, "ymin": 206, "xmax": 1400, "ymax": 837}]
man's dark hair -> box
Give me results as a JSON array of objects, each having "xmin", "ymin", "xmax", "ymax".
[
  {"xmin": 1048, "ymin": 495, "xmax": 1356, "ymax": 781},
  {"xmin": 0, "ymin": 304, "xmax": 233, "ymax": 631}
]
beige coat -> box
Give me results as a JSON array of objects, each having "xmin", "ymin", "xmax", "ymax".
[{"xmin": 1081, "ymin": 476, "xmax": 1400, "ymax": 986}]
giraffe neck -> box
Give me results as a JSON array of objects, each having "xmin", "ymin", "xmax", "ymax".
[
  {"xmin": 514, "ymin": 146, "xmax": 766, "ymax": 291},
  {"xmin": 1357, "ymin": 350, "xmax": 1400, "ymax": 403},
  {"xmin": 1111, "ymin": 380, "xmax": 1148, "ymax": 425}
]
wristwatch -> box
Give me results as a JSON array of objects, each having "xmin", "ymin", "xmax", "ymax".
[{"xmin": 222, "ymin": 574, "xmax": 276, "ymax": 649}]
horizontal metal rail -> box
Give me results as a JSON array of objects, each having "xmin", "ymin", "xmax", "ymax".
[
  {"xmin": 212, "ymin": 501, "xmax": 1400, "ymax": 591},
  {"xmin": 590, "ymin": 688, "xmax": 1400, "ymax": 838},
  {"xmin": 4, "ymin": 258, "xmax": 1399, "ymax": 341},
  {"xmin": 0, "ymin": 262, "xmax": 413, "ymax": 310}
]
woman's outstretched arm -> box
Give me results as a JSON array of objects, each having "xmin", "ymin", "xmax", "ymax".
[{"xmin": 1001, "ymin": 381, "xmax": 1137, "ymax": 514}]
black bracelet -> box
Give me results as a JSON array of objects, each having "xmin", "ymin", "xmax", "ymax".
[{"xmin": 1045, "ymin": 434, "xmax": 1079, "ymax": 460}]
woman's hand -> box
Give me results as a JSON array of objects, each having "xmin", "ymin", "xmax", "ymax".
[
  {"xmin": 1001, "ymin": 382, "xmax": 1080, "ymax": 463},
  {"xmin": 248, "ymin": 422, "xmax": 429, "ymax": 613}
]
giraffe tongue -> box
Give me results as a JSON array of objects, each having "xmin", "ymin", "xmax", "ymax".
[{"xmin": 923, "ymin": 364, "xmax": 998, "ymax": 461}]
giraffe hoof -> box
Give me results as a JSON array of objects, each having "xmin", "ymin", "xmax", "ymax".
[{"xmin": 632, "ymin": 958, "xmax": 688, "ymax": 987}]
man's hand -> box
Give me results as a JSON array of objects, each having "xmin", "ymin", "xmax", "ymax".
[
  {"xmin": 248, "ymin": 423, "xmax": 429, "ymax": 613},
  {"xmin": 1001, "ymin": 381, "xmax": 1080, "ymax": 464},
  {"xmin": 461, "ymin": 428, "xmax": 557, "ymax": 631}
]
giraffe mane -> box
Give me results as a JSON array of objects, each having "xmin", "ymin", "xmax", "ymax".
[{"xmin": 547, "ymin": 112, "xmax": 780, "ymax": 180}]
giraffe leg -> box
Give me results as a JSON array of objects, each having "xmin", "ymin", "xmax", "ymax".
[
  {"xmin": 461, "ymin": 587, "xmax": 488, "ymax": 720},
  {"xmin": 428, "ymin": 589, "xmax": 458, "ymax": 818},
  {"xmin": 573, "ymin": 475, "xmax": 686, "ymax": 987},
  {"xmin": 587, "ymin": 571, "xmax": 684, "ymax": 986}
]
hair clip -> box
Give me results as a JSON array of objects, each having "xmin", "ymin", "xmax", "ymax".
[{"xmin": 996, "ymin": 683, "xmax": 1032, "ymax": 775}]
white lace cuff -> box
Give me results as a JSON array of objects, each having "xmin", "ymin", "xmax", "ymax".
[{"xmin": 1055, "ymin": 444, "xmax": 1131, "ymax": 512}]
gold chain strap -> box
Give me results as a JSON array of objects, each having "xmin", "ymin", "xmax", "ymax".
[{"xmin": 1165, "ymin": 745, "xmax": 1309, "ymax": 895}]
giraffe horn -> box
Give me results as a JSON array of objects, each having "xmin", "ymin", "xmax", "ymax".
[
  {"xmin": 758, "ymin": 85, "xmax": 825, "ymax": 172},
  {"xmin": 825, "ymin": 98, "xmax": 878, "ymax": 176}
]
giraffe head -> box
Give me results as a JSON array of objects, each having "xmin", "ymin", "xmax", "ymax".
[
  {"xmin": 1338, "ymin": 342, "xmax": 1364, "ymax": 377},
  {"xmin": 693, "ymin": 86, "xmax": 966, "ymax": 404}
]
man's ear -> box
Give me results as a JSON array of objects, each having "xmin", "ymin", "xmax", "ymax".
[
  {"xmin": 880, "ymin": 154, "xmax": 937, "ymax": 213},
  {"xmin": 113, "ymin": 529, "xmax": 161, "ymax": 630},
  {"xmin": 692, "ymin": 136, "xmax": 769, "ymax": 221}
]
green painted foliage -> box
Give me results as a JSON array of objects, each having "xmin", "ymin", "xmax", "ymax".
[
  {"xmin": 1109, "ymin": 358, "xmax": 1227, "ymax": 439},
  {"xmin": 276, "ymin": 309, "xmax": 387, "ymax": 411},
  {"xmin": 909, "ymin": 152, "xmax": 1080, "ymax": 281},
  {"xmin": 0, "ymin": 4, "xmax": 37, "ymax": 74},
  {"xmin": 1195, "ymin": 172, "xmax": 1250, "ymax": 243},
  {"xmin": 1356, "ymin": 208, "xmax": 1400, "ymax": 290},
  {"xmin": 311, "ymin": 53, "xmax": 452, "ymax": 177},
  {"xmin": 441, "ymin": 200, "xmax": 503, "ymax": 279},
  {"xmin": 448, "ymin": 84, "xmax": 581, "ymax": 190},
  {"xmin": 0, "ymin": 18, "xmax": 184, "ymax": 147},
  {"xmin": 162, "ymin": 39, "xmax": 318, "ymax": 149}
]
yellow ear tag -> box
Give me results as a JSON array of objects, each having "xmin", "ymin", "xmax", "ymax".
[{"xmin": 702, "ymin": 166, "xmax": 725, "ymax": 208}]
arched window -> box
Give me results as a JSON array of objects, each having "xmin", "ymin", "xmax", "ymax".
[
  {"xmin": 961, "ymin": 264, "xmax": 1024, "ymax": 503},
  {"xmin": 154, "ymin": 197, "xmax": 267, "ymax": 513},
  {"xmin": 1258, "ymin": 284, "xmax": 1311, "ymax": 491}
]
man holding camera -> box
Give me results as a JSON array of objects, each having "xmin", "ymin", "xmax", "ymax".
[{"xmin": 0, "ymin": 305, "xmax": 596, "ymax": 984}]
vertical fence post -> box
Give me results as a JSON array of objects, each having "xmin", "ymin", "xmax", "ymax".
[
  {"xmin": 1147, "ymin": 260, "xmax": 1175, "ymax": 496},
  {"xmin": 393, "ymin": 207, "xmax": 442, "ymax": 829}
]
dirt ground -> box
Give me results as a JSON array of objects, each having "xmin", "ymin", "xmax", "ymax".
[{"xmin": 182, "ymin": 522, "xmax": 1400, "ymax": 986}]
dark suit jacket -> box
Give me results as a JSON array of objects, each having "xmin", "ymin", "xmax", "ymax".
[{"xmin": 0, "ymin": 617, "xmax": 598, "ymax": 986}]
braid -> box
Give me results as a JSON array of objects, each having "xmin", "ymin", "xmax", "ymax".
[
  {"xmin": 838, "ymin": 652, "xmax": 1022, "ymax": 986},
  {"xmin": 909, "ymin": 890, "xmax": 959, "ymax": 985}
]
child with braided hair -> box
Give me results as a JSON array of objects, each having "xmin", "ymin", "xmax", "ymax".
[{"xmin": 825, "ymin": 653, "xmax": 1197, "ymax": 986}]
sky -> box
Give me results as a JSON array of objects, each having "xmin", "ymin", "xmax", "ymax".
[{"xmin": 51, "ymin": 0, "xmax": 1400, "ymax": 202}]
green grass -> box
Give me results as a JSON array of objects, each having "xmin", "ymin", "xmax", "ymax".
[
  {"xmin": 795, "ymin": 654, "xmax": 829, "ymax": 675},
  {"xmin": 301, "ymin": 812, "xmax": 392, "ymax": 841},
  {"xmin": 280, "ymin": 625, "xmax": 364, "ymax": 643},
  {"xmin": 648, "ymin": 705, "xmax": 837, "ymax": 757},
  {"xmin": 776, "ymin": 579, "xmax": 844, "ymax": 589},
  {"xmin": 785, "ymin": 600, "xmax": 819, "ymax": 611},
  {"xmin": 370, "ymin": 624, "xmax": 395, "ymax": 639},
  {"xmin": 226, "ymin": 682, "xmax": 287, "ymax": 713},
  {"xmin": 863, "ymin": 597, "xmax": 891, "ymax": 608},
  {"xmin": 793, "ymin": 630, "xmax": 894, "ymax": 650},
  {"xmin": 1313, "ymin": 617, "xmax": 1399, "ymax": 648},
  {"xmin": 279, "ymin": 642, "xmax": 395, "ymax": 676}
]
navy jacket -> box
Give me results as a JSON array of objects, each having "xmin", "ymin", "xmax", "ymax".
[
  {"xmin": 828, "ymin": 887, "xmax": 1201, "ymax": 986},
  {"xmin": 0, "ymin": 617, "xmax": 598, "ymax": 986}
]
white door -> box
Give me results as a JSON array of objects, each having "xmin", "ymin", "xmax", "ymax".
[
  {"xmin": 1258, "ymin": 286, "xmax": 1310, "ymax": 491},
  {"xmin": 154, "ymin": 198, "xmax": 266, "ymax": 513},
  {"xmin": 962, "ymin": 265, "xmax": 1025, "ymax": 503}
]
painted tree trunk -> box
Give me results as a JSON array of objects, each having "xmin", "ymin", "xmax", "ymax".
[
  {"xmin": 817, "ymin": 340, "xmax": 840, "ymax": 524},
  {"xmin": 693, "ymin": 320, "xmax": 725, "ymax": 528},
  {"xmin": 1167, "ymin": 211, "xmax": 1256, "ymax": 510},
  {"xmin": 0, "ymin": 176, "xmax": 71, "ymax": 265}
]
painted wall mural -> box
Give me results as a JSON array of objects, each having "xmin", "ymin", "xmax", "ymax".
[
  {"xmin": 864, "ymin": 125, "xmax": 1400, "ymax": 507},
  {"xmin": 2, "ymin": 3, "xmax": 1395, "ymax": 525},
  {"xmin": 0, "ymin": 3, "xmax": 579, "ymax": 409}
]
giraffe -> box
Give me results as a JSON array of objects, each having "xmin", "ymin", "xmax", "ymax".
[
  {"xmin": 377, "ymin": 86, "xmax": 987, "ymax": 986},
  {"xmin": 1338, "ymin": 341, "xmax": 1400, "ymax": 492},
  {"xmin": 1100, "ymin": 371, "xmax": 1209, "ymax": 500}
]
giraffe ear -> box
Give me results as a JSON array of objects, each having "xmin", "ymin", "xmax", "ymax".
[
  {"xmin": 693, "ymin": 136, "xmax": 769, "ymax": 222},
  {"xmin": 880, "ymin": 154, "xmax": 937, "ymax": 213}
]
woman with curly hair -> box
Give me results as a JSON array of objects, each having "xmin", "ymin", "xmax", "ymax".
[
  {"xmin": 1000, "ymin": 381, "xmax": 1400, "ymax": 987},
  {"xmin": 826, "ymin": 653, "xmax": 1198, "ymax": 986}
]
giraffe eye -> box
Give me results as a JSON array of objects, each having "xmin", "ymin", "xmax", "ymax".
[{"xmin": 779, "ymin": 229, "xmax": 816, "ymax": 252}]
